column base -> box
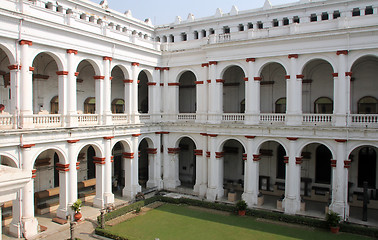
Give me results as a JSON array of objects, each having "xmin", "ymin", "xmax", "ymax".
[
  {"xmin": 333, "ymin": 114, "xmax": 347, "ymax": 127},
  {"xmin": 193, "ymin": 183, "xmax": 200, "ymax": 194},
  {"xmin": 242, "ymin": 192, "xmax": 258, "ymax": 207},
  {"xmin": 56, "ymin": 206, "xmax": 68, "ymax": 219},
  {"xmin": 147, "ymin": 179, "xmax": 158, "ymax": 189},
  {"xmin": 244, "ymin": 114, "xmax": 259, "ymax": 125},
  {"xmin": 133, "ymin": 184, "xmax": 142, "ymax": 195},
  {"xmin": 93, "ymin": 197, "xmax": 104, "ymax": 208},
  {"xmin": 286, "ymin": 114, "xmax": 302, "ymax": 126},
  {"xmin": 104, "ymin": 192, "xmax": 115, "ymax": 206},
  {"xmin": 9, "ymin": 221, "xmax": 22, "ymax": 238},
  {"xmin": 163, "ymin": 179, "xmax": 180, "ymax": 190},
  {"xmin": 22, "ymin": 217, "xmax": 38, "ymax": 239},
  {"xmin": 122, "ymin": 187, "xmax": 135, "ymax": 199},
  {"xmin": 329, "ymin": 201, "xmax": 348, "ymax": 220},
  {"xmin": 283, "ymin": 196, "xmax": 300, "ymax": 214},
  {"xmin": 206, "ymin": 187, "xmax": 224, "ymax": 201},
  {"xmin": 199, "ymin": 184, "xmax": 207, "ymax": 198}
]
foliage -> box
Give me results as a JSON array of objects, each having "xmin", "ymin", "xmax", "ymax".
[
  {"xmin": 135, "ymin": 207, "xmax": 141, "ymax": 214},
  {"xmin": 71, "ymin": 199, "xmax": 82, "ymax": 213},
  {"xmin": 95, "ymin": 228, "xmax": 129, "ymax": 240},
  {"xmin": 326, "ymin": 211, "xmax": 341, "ymax": 227},
  {"xmin": 235, "ymin": 200, "xmax": 247, "ymax": 211}
]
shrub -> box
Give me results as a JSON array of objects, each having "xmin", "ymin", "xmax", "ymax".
[
  {"xmin": 236, "ymin": 200, "xmax": 247, "ymax": 211},
  {"xmin": 95, "ymin": 228, "xmax": 128, "ymax": 240},
  {"xmin": 326, "ymin": 211, "xmax": 341, "ymax": 227}
]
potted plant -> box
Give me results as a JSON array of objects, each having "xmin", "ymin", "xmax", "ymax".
[
  {"xmin": 236, "ymin": 200, "xmax": 247, "ymax": 216},
  {"xmin": 326, "ymin": 211, "xmax": 341, "ymax": 233},
  {"xmin": 71, "ymin": 199, "xmax": 82, "ymax": 221}
]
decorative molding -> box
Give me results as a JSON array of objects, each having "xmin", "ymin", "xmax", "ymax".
[
  {"xmin": 56, "ymin": 71, "xmax": 68, "ymax": 75},
  {"xmin": 155, "ymin": 131, "xmax": 169, "ymax": 134},
  {"xmin": 123, "ymin": 79, "xmax": 133, "ymax": 83},
  {"xmin": 331, "ymin": 159, "xmax": 337, "ymax": 167},
  {"xmin": 155, "ymin": 67, "xmax": 161, "ymax": 70},
  {"xmin": 253, "ymin": 154, "xmax": 261, "ymax": 161},
  {"xmin": 336, "ymin": 50, "xmax": 348, "ymax": 55},
  {"xmin": 103, "ymin": 136, "xmax": 114, "ymax": 140},
  {"xmin": 285, "ymin": 75, "xmax": 291, "ymax": 79},
  {"xmin": 162, "ymin": 67, "xmax": 170, "ymax": 71},
  {"xmin": 123, "ymin": 152, "xmax": 134, "ymax": 159},
  {"xmin": 287, "ymin": 137, "xmax": 298, "ymax": 141},
  {"xmin": 168, "ymin": 148, "xmax": 180, "ymax": 154},
  {"xmin": 195, "ymin": 81, "xmax": 204, "ymax": 84},
  {"xmin": 216, "ymin": 79, "xmax": 225, "ymax": 83},
  {"xmin": 296, "ymin": 74, "xmax": 304, "ymax": 79},
  {"xmin": 206, "ymin": 151, "xmax": 210, "ymax": 158},
  {"xmin": 344, "ymin": 160, "xmax": 351, "ymax": 169},
  {"xmin": 335, "ymin": 139, "xmax": 347, "ymax": 143},
  {"xmin": 93, "ymin": 157, "xmax": 105, "ymax": 165},
  {"xmin": 168, "ymin": 82, "xmax": 180, "ymax": 86},
  {"xmin": 243, "ymin": 154, "xmax": 247, "ymax": 161},
  {"xmin": 215, "ymin": 152, "xmax": 224, "ymax": 158},
  {"xmin": 147, "ymin": 82, "xmax": 157, "ymax": 86},
  {"xmin": 345, "ymin": 72, "xmax": 352, "ymax": 77},
  {"xmin": 76, "ymin": 162, "xmax": 80, "ymax": 170},
  {"xmin": 288, "ymin": 54, "xmax": 298, "ymax": 59},
  {"xmin": 20, "ymin": 144, "xmax": 35, "ymax": 148},
  {"xmin": 131, "ymin": 62, "xmax": 140, "ymax": 66},
  {"xmin": 160, "ymin": 83, "xmax": 164, "ymax": 86},
  {"xmin": 201, "ymin": 63, "xmax": 209, "ymax": 67},
  {"xmin": 295, "ymin": 157, "xmax": 303, "ymax": 165},
  {"xmin": 208, "ymin": 134, "xmax": 218, "ymax": 137},
  {"xmin": 244, "ymin": 77, "xmax": 248, "ymax": 81},
  {"xmin": 132, "ymin": 134, "xmax": 141, "ymax": 137},
  {"xmin": 66, "ymin": 49, "xmax": 78, "ymax": 54},
  {"xmin": 246, "ymin": 58, "xmax": 256, "ymax": 62},
  {"xmin": 284, "ymin": 156, "xmax": 289, "ymax": 164},
  {"xmin": 8, "ymin": 65, "xmax": 21, "ymax": 70},
  {"xmin": 194, "ymin": 149, "xmax": 203, "ymax": 156},
  {"xmin": 67, "ymin": 140, "xmax": 79, "ymax": 143},
  {"xmin": 19, "ymin": 40, "xmax": 33, "ymax": 46},
  {"xmin": 200, "ymin": 133, "xmax": 208, "ymax": 136},
  {"xmin": 245, "ymin": 136, "xmax": 256, "ymax": 139},
  {"xmin": 75, "ymin": 72, "xmax": 79, "ymax": 76},
  {"xmin": 209, "ymin": 61, "xmax": 218, "ymax": 65},
  {"xmin": 32, "ymin": 169, "xmax": 37, "ymax": 178},
  {"xmin": 56, "ymin": 163, "xmax": 70, "ymax": 172},
  {"xmin": 207, "ymin": 80, "xmax": 211, "ymax": 83},
  {"xmin": 29, "ymin": 67, "xmax": 35, "ymax": 72},
  {"xmin": 103, "ymin": 56, "xmax": 112, "ymax": 61},
  {"xmin": 147, "ymin": 148, "xmax": 157, "ymax": 154},
  {"xmin": 254, "ymin": 77, "xmax": 262, "ymax": 81},
  {"xmin": 93, "ymin": 76, "xmax": 105, "ymax": 80},
  {"xmin": 332, "ymin": 73, "xmax": 339, "ymax": 77}
]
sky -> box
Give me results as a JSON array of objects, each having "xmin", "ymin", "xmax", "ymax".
[{"xmin": 89, "ymin": 0, "xmax": 298, "ymax": 25}]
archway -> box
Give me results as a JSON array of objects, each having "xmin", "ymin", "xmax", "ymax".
[
  {"xmin": 222, "ymin": 139, "xmax": 245, "ymax": 201},
  {"xmin": 260, "ymin": 63, "xmax": 287, "ymax": 113},
  {"xmin": 111, "ymin": 66, "xmax": 126, "ymax": 114},
  {"xmin": 77, "ymin": 145, "xmax": 98, "ymax": 202},
  {"xmin": 178, "ymin": 71, "xmax": 196, "ymax": 113},
  {"xmin": 0, "ymin": 48, "xmax": 11, "ymax": 113},
  {"xmin": 76, "ymin": 60, "xmax": 96, "ymax": 114},
  {"xmin": 138, "ymin": 139, "xmax": 149, "ymax": 188},
  {"xmin": 32, "ymin": 53, "xmax": 59, "ymax": 114},
  {"xmin": 351, "ymin": 56, "xmax": 378, "ymax": 114},
  {"xmin": 178, "ymin": 137, "xmax": 196, "ymax": 188},
  {"xmin": 348, "ymin": 146, "xmax": 378, "ymax": 221},
  {"xmin": 222, "ymin": 66, "xmax": 245, "ymax": 113},
  {"xmin": 112, "ymin": 99, "xmax": 125, "ymax": 113},
  {"xmin": 301, "ymin": 59, "xmax": 334, "ymax": 113},
  {"xmin": 111, "ymin": 142, "xmax": 124, "ymax": 195},
  {"xmin": 138, "ymin": 71, "xmax": 148, "ymax": 113}
]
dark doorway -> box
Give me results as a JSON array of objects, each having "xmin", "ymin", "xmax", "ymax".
[
  {"xmin": 54, "ymin": 153, "xmax": 59, "ymax": 187},
  {"xmin": 87, "ymin": 146, "xmax": 96, "ymax": 179},
  {"xmin": 276, "ymin": 145, "xmax": 286, "ymax": 179},
  {"xmin": 358, "ymin": 147, "xmax": 377, "ymax": 188},
  {"xmin": 315, "ymin": 145, "xmax": 332, "ymax": 184}
]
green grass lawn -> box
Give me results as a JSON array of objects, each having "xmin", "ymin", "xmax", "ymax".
[{"xmin": 106, "ymin": 204, "xmax": 370, "ymax": 240}]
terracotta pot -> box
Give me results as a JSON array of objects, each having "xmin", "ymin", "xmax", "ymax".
[
  {"xmin": 238, "ymin": 210, "xmax": 246, "ymax": 216},
  {"xmin": 330, "ymin": 226, "xmax": 340, "ymax": 233},
  {"xmin": 74, "ymin": 212, "xmax": 82, "ymax": 221}
]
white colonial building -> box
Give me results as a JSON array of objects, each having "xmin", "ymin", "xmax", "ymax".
[{"xmin": 0, "ymin": 0, "xmax": 377, "ymax": 238}]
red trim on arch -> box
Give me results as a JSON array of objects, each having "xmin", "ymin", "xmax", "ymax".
[
  {"xmin": 19, "ymin": 40, "xmax": 33, "ymax": 46},
  {"xmin": 336, "ymin": 50, "xmax": 348, "ymax": 55},
  {"xmin": 21, "ymin": 144, "xmax": 35, "ymax": 148},
  {"xmin": 66, "ymin": 49, "xmax": 78, "ymax": 54},
  {"xmin": 67, "ymin": 140, "xmax": 80, "ymax": 143},
  {"xmin": 288, "ymin": 54, "xmax": 298, "ymax": 59},
  {"xmin": 103, "ymin": 56, "xmax": 112, "ymax": 61},
  {"xmin": 103, "ymin": 136, "xmax": 114, "ymax": 140},
  {"xmin": 246, "ymin": 58, "xmax": 256, "ymax": 62},
  {"xmin": 56, "ymin": 71, "xmax": 68, "ymax": 75},
  {"xmin": 201, "ymin": 63, "xmax": 209, "ymax": 67}
]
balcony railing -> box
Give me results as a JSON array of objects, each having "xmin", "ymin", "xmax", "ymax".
[{"xmin": 1, "ymin": 113, "xmax": 377, "ymax": 129}]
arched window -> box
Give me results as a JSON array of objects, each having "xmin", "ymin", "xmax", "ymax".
[
  {"xmin": 276, "ymin": 145, "xmax": 286, "ymax": 179},
  {"xmin": 275, "ymin": 98, "xmax": 286, "ymax": 113},
  {"xmin": 314, "ymin": 97, "xmax": 333, "ymax": 114},
  {"xmin": 358, "ymin": 96, "xmax": 378, "ymax": 114},
  {"xmin": 358, "ymin": 147, "xmax": 376, "ymax": 188},
  {"xmin": 315, "ymin": 145, "xmax": 332, "ymax": 184},
  {"xmin": 240, "ymin": 99, "xmax": 245, "ymax": 113},
  {"xmin": 84, "ymin": 97, "xmax": 96, "ymax": 114},
  {"xmin": 112, "ymin": 99, "xmax": 125, "ymax": 113},
  {"xmin": 50, "ymin": 96, "xmax": 59, "ymax": 114}
]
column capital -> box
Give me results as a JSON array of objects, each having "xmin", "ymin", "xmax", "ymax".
[
  {"xmin": 285, "ymin": 75, "xmax": 291, "ymax": 79},
  {"xmin": 336, "ymin": 50, "xmax": 348, "ymax": 55},
  {"xmin": 287, "ymin": 137, "xmax": 298, "ymax": 141},
  {"xmin": 335, "ymin": 139, "xmax": 347, "ymax": 143},
  {"xmin": 155, "ymin": 67, "xmax": 161, "ymax": 70},
  {"xmin": 215, "ymin": 79, "xmax": 224, "ymax": 83},
  {"xmin": 288, "ymin": 54, "xmax": 298, "ymax": 59},
  {"xmin": 32, "ymin": 169, "xmax": 37, "ymax": 178},
  {"xmin": 344, "ymin": 160, "xmax": 351, "ymax": 168},
  {"xmin": 246, "ymin": 58, "xmax": 256, "ymax": 62},
  {"xmin": 296, "ymin": 74, "xmax": 304, "ymax": 79},
  {"xmin": 345, "ymin": 72, "xmax": 352, "ymax": 77},
  {"xmin": 195, "ymin": 81, "xmax": 204, "ymax": 84},
  {"xmin": 162, "ymin": 67, "xmax": 170, "ymax": 71},
  {"xmin": 93, "ymin": 76, "xmax": 105, "ymax": 80},
  {"xmin": 208, "ymin": 134, "xmax": 218, "ymax": 137},
  {"xmin": 8, "ymin": 64, "xmax": 21, "ymax": 70},
  {"xmin": 147, "ymin": 82, "xmax": 157, "ymax": 86},
  {"xmin": 19, "ymin": 40, "xmax": 33, "ymax": 46},
  {"xmin": 168, "ymin": 148, "xmax": 180, "ymax": 154},
  {"xmin": 244, "ymin": 77, "xmax": 248, "ymax": 82},
  {"xmin": 209, "ymin": 61, "xmax": 218, "ymax": 65},
  {"xmin": 295, "ymin": 157, "xmax": 303, "ymax": 164},
  {"xmin": 245, "ymin": 135, "xmax": 256, "ymax": 139},
  {"xmin": 253, "ymin": 154, "xmax": 261, "ymax": 161},
  {"xmin": 20, "ymin": 144, "xmax": 35, "ymax": 148},
  {"xmin": 206, "ymin": 151, "xmax": 210, "ymax": 158},
  {"xmin": 332, "ymin": 73, "xmax": 338, "ymax": 77},
  {"xmin": 66, "ymin": 49, "xmax": 78, "ymax": 54},
  {"xmin": 284, "ymin": 156, "xmax": 289, "ymax": 164},
  {"xmin": 123, "ymin": 152, "xmax": 134, "ymax": 159},
  {"xmin": 194, "ymin": 149, "xmax": 203, "ymax": 156},
  {"xmin": 243, "ymin": 153, "xmax": 247, "ymax": 161},
  {"xmin": 155, "ymin": 131, "xmax": 169, "ymax": 134},
  {"xmin": 56, "ymin": 71, "xmax": 68, "ymax": 75},
  {"xmin": 67, "ymin": 139, "xmax": 80, "ymax": 143},
  {"xmin": 56, "ymin": 163, "xmax": 70, "ymax": 172},
  {"xmin": 331, "ymin": 159, "xmax": 337, "ymax": 167},
  {"xmin": 103, "ymin": 136, "xmax": 114, "ymax": 140},
  {"xmin": 200, "ymin": 133, "xmax": 208, "ymax": 136},
  {"xmin": 123, "ymin": 79, "xmax": 133, "ymax": 83},
  {"xmin": 254, "ymin": 77, "xmax": 262, "ymax": 81},
  {"xmin": 201, "ymin": 63, "xmax": 209, "ymax": 67},
  {"xmin": 147, "ymin": 148, "xmax": 157, "ymax": 154},
  {"xmin": 215, "ymin": 152, "xmax": 224, "ymax": 158},
  {"xmin": 103, "ymin": 56, "xmax": 112, "ymax": 61},
  {"xmin": 93, "ymin": 157, "xmax": 106, "ymax": 165},
  {"xmin": 168, "ymin": 82, "xmax": 180, "ymax": 86},
  {"xmin": 132, "ymin": 134, "xmax": 141, "ymax": 137},
  {"xmin": 131, "ymin": 62, "xmax": 140, "ymax": 66}
]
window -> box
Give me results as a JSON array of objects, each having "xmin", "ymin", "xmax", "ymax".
[
  {"xmin": 352, "ymin": 8, "xmax": 360, "ymax": 16},
  {"xmin": 201, "ymin": 30, "xmax": 206, "ymax": 37},
  {"xmin": 321, "ymin": 12, "xmax": 329, "ymax": 20},
  {"xmin": 293, "ymin": 16, "xmax": 300, "ymax": 23},
  {"xmin": 181, "ymin": 32, "xmax": 187, "ymax": 41},
  {"xmin": 155, "ymin": 36, "xmax": 161, "ymax": 42},
  {"xmin": 56, "ymin": 5, "xmax": 63, "ymax": 13},
  {"xmin": 310, "ymin": 14, "xmax": 317, "ymax": 22},
  {"xmin": 365, "ymin": 6, "xmax": 373, "ymax": 15},
  {"xmin": 240, "ymin": 99, "xmax": 245, "ymax": 113},
  {"xmin": 80, "ymin": 13, "xmax": 86, "ymax": 20},
  {"xmin": 50, "ymin": 96, "xmax": 59, "ymax": 114},
  {"xmin": 209, "ymin": 28, "xmax": 215, "ymax": 35},
  {"xmin": 116, "ymin": 25, "xmax": 121, "ymax": 31},
  {"xmin": 273, "ymin": 19, "xmax": 279, "ymax": 27},
  {"xmin": 333, "ymin": 10, "xmax": 340, "ymax": 19},
  {"xmin": 247, "ymin": 22, "xmax": 253, "ymax": 29},
  {"xmin": 257, "ymin": 21, "xmax": 263, "ymax": 29},
  {"xmin": 283, "ymin": 18, "xmax": 289, "ymax": 25},
  {"xmin": 162, "ymin": 36, "xmax": 167, "ymax": 42},
  {"xmin": 314, "ymin": 97, "xmax": 333, "ymax": 114},
  {"xmin": 275, "ymin": 98, "xmax": 286, "ymax": 113},
  {"xmin": 84, "ymin": 97, "xmax": 96, "ymax": 114},
  {"xmin": 238, "ymin": 24, "xmax": 244, "ymax": 31},
  {"xmin": 112, "ymin": 99, "xmax": 125, "ymax": 114},
  {"xmin": 194, "ymin": 31, "xmax": 199, "ymax": 39},
  {"xmin": 358, "ymin": 96, "xmax": 378, "ymax": 114},
  {"xmin": 223, "ymin": 26, "xmax": 230, "ymax": 34},
  {"xmin": 89, "ymin": 16, "xmax": 95, "ymax": 22}
]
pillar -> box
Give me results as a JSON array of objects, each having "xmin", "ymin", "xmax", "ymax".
[
  {"xmin": 206, "ymin": 134, "xmax": 223, "ymax": 201},
  {"xmin": 208, "ymin": 61, "xmax": 221, "ymax": 123},
  {"xmin": 165, "ymin": 147, "xmax": 180, "ymax": 189},
  {"xmin": 283, "ymin": 138, "xmax": 301, "ymax": 214},
  {"xmin": 123, "ymin": 79, "xmax": 133, "ymax": 121},
  {"xmin": 245, "ymin": 58, "xmax": 260, "ymax": 124},
  {"xmin": 334, "ymin": 50, "xmax": 348, "ymax": 127},
  {"xmin": 161, "ymin": 132, "xmax": 170, "ymax": 188},
  {"xmin": 330, "ymin": 139, "xmax": 349, "ymax": 220},
  {"xmin": 56, "ymin": 71, "xmax": 68, "ymax": 127},
  {"xmin": 103, "ymin": 136, "xmax": 114, "ymax": 206},
  {"xmin": 151, "ymin": 67, "xmax": 161, "ymax": 121},
  {"xmin": 66, "ymin": 49, "xmax": 78, "ymax": 127},
  {"xmin": 161, "ymin": 68, "xmax": 169, "ymax": 120},
  {"xmin": 193, "ymin": 149, "xmax": 203, "ymax": 194},
  {"xmin": 8, "ymin": 64, "xmax": 21, "ymax": 118},
  {"xmin": 20, "ymin": 145, "xmax": 38, "ymax": 239},
  {"xmin": 94, "ymin": 75, "xmax": 104, "ymax": 124},
  {"xmin": 242, "ymin": 136, "xmax": 259, "ymax": 206},
  {"xmin": 132, "ymin": 135, "xmax": 142, "ymax": 194},
  {"xmin": 9, "ymin": 191, "xmax": 22, "ymax": 237},
  {"xmin": 196, "ymin": 63, "xmax": 208, "ymax": 123},
  {"xmin": 122, "ymin": 152, "xmax": 135, "ymax": 199},
  {"xmin": 146, "ymin": 147, "xmax": 159, "ymax": 188},
  {"xmin": 93, "ymin": 156, "xmax": 105, "ymax": 208},
  {"xmin": 56, "ymin": 163, "xmax": 70, "ymax": 219},
  {"xmin": 167, "ymin": 81, "xmax": 179, "ymax": 121},
  {"xmin": 67, "ymin": 140, "xmax": 79, "ymax": 209},
  {"xmin": 199, "ymin": 133, "xmax": 208, "ymax": 197},
  {"xmin": 286, "ymin": 54, "xmax": 302, "ymax": 126},
  {"xmin": 19, "ymin": 40, "xmax": 34, "ymax": 128},
  {"xmin": 103, "ymin": 57, "xmax": 112, "ymax": 125},
  {"xmin": 131, "ymin": 62, "xmax": 139, "ymax": 123}
]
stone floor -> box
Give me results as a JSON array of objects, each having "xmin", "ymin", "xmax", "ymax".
[{"xmin": 2, "ymin": 187, "xmax": 378, "ymax": 239}]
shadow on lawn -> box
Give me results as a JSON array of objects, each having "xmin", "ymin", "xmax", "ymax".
[{"xmin": 151, "ymin": 204, "xmax": 370, "ymax": 240}]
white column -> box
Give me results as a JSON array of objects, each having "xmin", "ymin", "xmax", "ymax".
[
  {"xmin": 103, "ymin": 57, "xmax": 112, "ymax": 125},
  {"xmin": 9, "ymin": 192, "xmax": 22, "ymax": 238},
  {"xmin": 245, "ymin": 58, "xmax": 259, "ymax": 124},
  {"xmin": 132, "ymin": 136, "xmax": 142, "ymax": 194},
  {"xmin": 8, "ymin": 65, "xmax": 20, "ymax": 118},
  {"xmin": 131, "ymin": 63, "xmax": 139, "ymax": 123},
  {"xmin": 208, "ymin": 62, "xmax": 221, "ymax": 123},
  {"xmin": 93, "ymin": 158, "xmax": 105, "ymax": 208},
  {"xmin": 151, "ymin": 67, "xmax": 161, "ymax": 121},
  {"xmin": 286, "ymin": 55, "xmax": 302, "ymax": 125},
  {"xmin": 94, "ymin": 75, "xmax": 104, "ymax": 124},
  {"xmin": 146, "ymin": 148, "xmax": 159, "ymax": 188},
  {"xmin": 196, "ymin": 64, "xmax": 208, "ymax": 123},
  {"xmin": 56, "ymin": 164, "xmax": 69, "ymax": 219},
  {"xmin": 67, "ymin": 140, "xmax": 78, "ymax": 208},
  {"xmin": 199, "ymin": 134, "xmax": 208, "ymax": 197},
  {"xmin": 193, "ymin": 149, "xmax": 203, "ymax": 194},
  {"xmin": 162, "ymin": 133, "xmax": 170, "ymax": 187},
  {"xmin": 283, "ymin": 138, "xmax": 301, "ymax": 214},
  {"xmin": 21, "ymin": 146, "xmax": 38, "ymax": 239},
  {"xmin": 334, "ymin": 51, "xmax": 348, "ymax": 127},
  {"xmin": 165, "ymin": 148, "xmax": 180, "ymax": 189},
  {"xmin": 124, "ymin": 80, "xmax": 133, "ymax": 120},
  {"xmin": 330, "ymin": 140, "xmax": 348, "ymax": 220},
  {"xmin": 168, "ymin": 82, "xmax": 179, "ymax": 122},
  {"xmin": 19, "ymin": 40, "xmax": 33, "ymax": 128},
  {"xmin": 242, "ymin": 136, "xmax": 259, "ymax": 206},
  {"xmin": 122, "ymin": 152, "xmax": 135, "ymax": 199},
  {"xmin": 66, "ymin": 49, "xmax": 78, "ymax": 127},
  {"xmin": 57, "ymin": 71, "xmax": 68, "ymax": 127},
  {"xmin": 104, "ymin": 137, "xmax": 114, "ymax": 206},
  {"xmin": 206, "ymin": 135, "xmax": 223, "ymax": 200}
]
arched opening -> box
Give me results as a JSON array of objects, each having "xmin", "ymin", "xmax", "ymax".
[
  {"xmin": 87, "ymin": 146, "xmax": 96, "ymax": 179},
  {"xmin": 178, "ymin": 137, "xmax": 196, "ymax": 188},
  {"xmin": 77, "ymin": 145, "xmax": 97, "ymax": 202},
  {"xmin": 351, "ymin": 56, "xmax": 378, "ymax": 114},
  {"xmin": 315, "ymin": 145, "xmax": 332, "ymax": 184},
  {"xmin": 260, "ymin": 63, "xmax": 287, "ymax": 113},
  {"xmin": 84, "ymin": 97, "xmax": 96, "ymax": 114},
  {"xmin": 76, "ymin": 60, "xmax": 96, "ymax": 114},
  {"xmin": 111, "ymin": 99, "xmax": 125, "ymax": 113},
  {"xmin": 112, "ymin": 142, "xmax": 124, "ymax": 195},
  {"xmin": 222, "ymin": 66, "xmax": 245, "ymax": 113},
  {"xmin": 301, "ymin": 59, "xmax": 334, "ymax": 113},
  {"xmin": 179, "ymin": 71, "xmax": 196, "ymax": 113},
  {"xmin": 314, "ymin": 97, "xmax": 333, "ymax": 114},
  {"xmin": 275, "ymin": 98, "xmax": 286, "ymax": 113},
  {"xmin": 32, "ymin": 53, "xmax": 59, "ymax": 114},
  {"xmin": 111, "ymin": 65, "xmax": 126, "ymax": 114},
  {"xmin": 223, "ymin": 139, "xmax": 245, "ymax": 201},
  {"xmin": 258, "ymin": 141, "xmax": 286, "ymax": 208},
  {"xmin": 0, "ymin": 48, "xmax": 11, "ymax": 113},
  {"xmin": 50, "ymin": 96, "xmax": 59, "ymax": 114},
  {"xmin": 138, "ymin": 139, "xmax": 149, "ymax": 188},
  {"xmin": 348, "ymin": 146, "xmax": 378, "ymax": 220},
  {"xmin": 138, "ymin": 71, "xmax": 148, "ymax": 113},
  {"xmin": 358, "ymin": 96, "xmax": 378, "ymax": 114}
]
